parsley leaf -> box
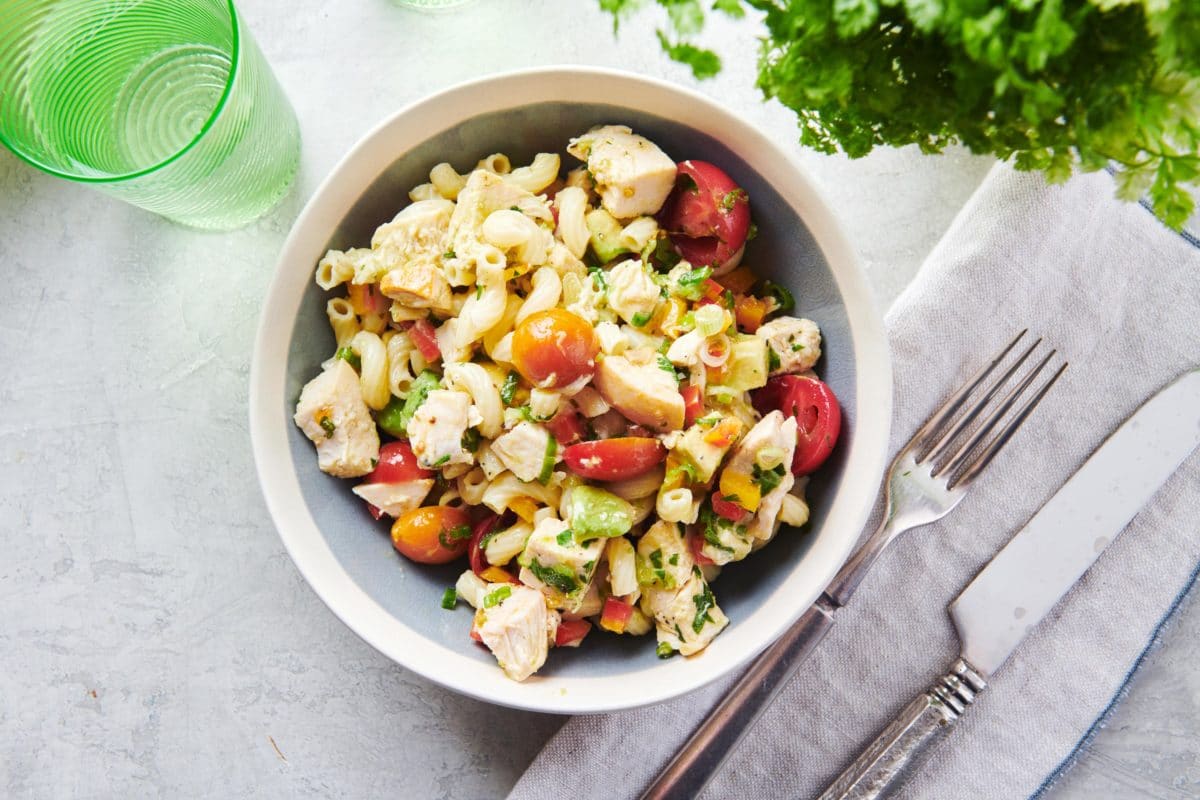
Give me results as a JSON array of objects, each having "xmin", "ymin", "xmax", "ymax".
[{"xmin": 500, "ymin": 371, "xmax": 520, "ymax": 406}]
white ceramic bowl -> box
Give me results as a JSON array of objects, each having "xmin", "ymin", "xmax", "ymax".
[{"xmin": 250, "ymin": 66, "xmax": 892, "ymax": 713}]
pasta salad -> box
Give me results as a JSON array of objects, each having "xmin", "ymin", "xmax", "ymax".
[{"xmin": 293, "ymin": 125, "xmax": 843, "ymax": 682}]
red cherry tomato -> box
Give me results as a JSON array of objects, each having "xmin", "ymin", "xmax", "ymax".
[
  {"xmin": 390, "ymin": 506, "xmax": 472, "ymax": 564},
  {"xmin": 680, "ymin": 385, "xmax": 704, "ymax": 427},
  {"xmin": 555, "ymin": 618, "xmax": 592, "ymax": 648},
  {"xmin": 367, "ymin": 441, "xmax": 433, "ymax": 484},
  {"xmin": 752, "ymin": 376, "xmax": 842, "ymax": 476},
  {"xmin": 711, "ymin": 493, "xmax": 749, "ymax": 523},
  {"xmin": 545, "ymin": 408, "xmax": 588, "ymax": 446},
  {"xmin": 688, "ymin": 530, "xmax": 716, "ymax": 566},
  {"xmin": 468, "ymin": 513, "xmax": 502, "ymax": 576},
  {"xmin": 659, "ymin": 160, "xmax": 751, "ymax": 270},
  {"xmin": 511, "ymin": 308, "xmax": 599, "ymax": 389},
  {"xmin": 408, "ymin": 318, "xmax": 442, "ymax": 362},
  {"xmin": 562, "ymin": 437, "xmax": 666, "ymax": 481}
]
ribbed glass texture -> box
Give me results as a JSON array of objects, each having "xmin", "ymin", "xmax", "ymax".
[{"xmin": 0, "ymin": 0, "xmax": 300, "ymax": 230}]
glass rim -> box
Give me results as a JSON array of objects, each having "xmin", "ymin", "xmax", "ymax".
[{"xmin": 0, "ymin": 0, "xmax": 241, "ymax": 185}]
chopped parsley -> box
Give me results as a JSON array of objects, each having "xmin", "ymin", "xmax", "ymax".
[
  {"xmin": 500, "ymin": 371, "xmax": 520, "ymax": 406},
  {"xmin": 509, "ymin": 205, "xmax": 521, "ymax": 212},
  {"xmin": 518, "ymin": 405, "xmax": 553, "ymax": 423},
  {"xmin": 700, "ymin": 505, "xmax": 735, "ymax": 553},
  {"xmin": 746, "ymin": 222, "xmax": 758, "ymax": 241},
  {"xmin": 631, "ymin": 310, "xmax": 652, "ymax": 327},
  {"xmin": 528, "ymin": 558, "xmax": 578, "ymax": 594},
  {"xmin": 482, "ymin": 585, "xmax": 512, "ymax": 608},
  {"xmin": 656, "ymin": 642, "xmax": 677, "ymax": 659},
  {"xmin": 753, "ymin": 463, "xmax": 787, "ymax": 495},
  {"xmin": 475, "ymin": 284, "xmax": 484, "ymax": 300},
  {"xmin": 438, "ymin": 523, "xmax": 471, "ymax": 549},
  {"xmin": 319, "ymin": 416, "xmax": 336, "ymax": 438},
  {"xmin": 720, "ymin": 188, "xmax": 747, "ymax": 212},
  {"xmin": 556, "ymin": 530, "xmax": 574, "ymax": 547},
  {"xmin": 656, "ymin": 354, "xmax": 680, "ymax": 384},
  {"xmin": 440, "ymin": 587, "xmax": 458, "ymax": 610},
  {"xmin": 762, "ymin": 281, "xmax": 794, "ymax": 314},
  {"xmin": 462, "ymin": 427, "xmax": 481, "ymax": 452},
  {"xmin": 668, "ymin": 553, "xmax": 679, "ymax": 566},
  {"xmin": 767, "ymin": 346, "xmax": 781, "ymax": 372},
  {"xmin": 791, "ymin": 342, "xmax": 806, "ymax": 352},
  {"xmin": 334, "ymin": 346, "xmax": 361, "ymax": 371},
  {"xmin": 692, "ymin": 583, "xmax": 717, "ymax": 633},
  {"xmin": 443, "ymin": 249, "xmax": 456, "ymax": 260},
  {"xmin": 649, "ymin": 549, "xmax": 664, "ymax": 569},
  {"xmin": 674, "ymin": 266, "xmax": 713, "ymax": 300},
  {"xmin": 433, "ymin": 454, "xmax": 451, "ymax": 467},
  {"xmin": 665, "ymin": 459, "xmax": 700, "ymax": 485}
]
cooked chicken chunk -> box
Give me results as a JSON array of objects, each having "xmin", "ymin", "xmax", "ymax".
[
  {"xmin": 371, "ymin": 197, "xmax": 454, "ymax": 268},
  {"xmin": 644, "ymin": 571, "xmax": 729, "ymax": 656},
  {"xmin": 605, "ymin": 259, "xmax": 660, "ymax": 326},
  {"xmin": 567, "ymin": 125, "xmax": 677, "ymax": 219},
  {"xmin": 698, "ymin": 506, "xmax": 754, "ymax": 565},
  {"xmin": 721, "ymin": 410, "xmax": 799, "ymax": 543},
  {"xmin": 293, "ymin": 359, "xmax": 380, "ymax": 478},
  {"xmin": 490, "ymin": 422, "xmax": 557, "ymax": 483},
  {"xmin": 407, "ymin": 389, "xmax": 481, "ymax": 469},
  {"xmin": 380, "ymin": 255, "xmax": 453, "ymax": 314},
  {"xmin": 672, "ymin": 418, "xmax": 742, "ymax": 484},
  {"xmin": 636, "ymin": 520, "xmax": 693, "ymax": 591},
  {"xmin": 351, "ymin": 479, "xmax": 434, "ymax": 518},
  {"xmin": 756, "ymin": 316, "xmax": 822, "ymax": 375},
  {"xmin": 476, "ymin": 583, "xmax": 560, "ymax": 682},
  {"xmin": 594, "ymin": 354, "xmax": 685, "ymax": 432},
  {"xmin": 518, "ymin": 516, "xmax": 606, "ymax": 613}
]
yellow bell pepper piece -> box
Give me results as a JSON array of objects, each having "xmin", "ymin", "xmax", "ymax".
[{"xmin": 718, "ymin": 470, "xmax": 761, "ymax": 513}]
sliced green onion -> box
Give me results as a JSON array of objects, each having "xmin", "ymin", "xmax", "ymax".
[
  {"xmin": 538, "ymin": 433, "xmax": 558, "ymax": 485},
  {"xmin": 335, "ymin": 346, "xmax": 361, "ymax": 371},
  {"xmin": 694, "ymin": 304, "xmax": 725, "ymax": 337},
  {"xmin": 440, "ymin": 587, "xmax": 458, "ymax": 610},
  {"xmin": 482, "ymin": 586, "xmax": 512, "ymax": 608}
]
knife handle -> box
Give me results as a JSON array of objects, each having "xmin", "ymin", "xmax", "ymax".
[
  {"xmin": 819, "ymin": 659, "xmax": 987, "ymax": 800},
  {"xmin": 638, "ymin": 599, "xmax": 837, "ymax": 800}
]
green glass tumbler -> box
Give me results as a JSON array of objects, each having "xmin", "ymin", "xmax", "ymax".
[{"xmin": 0, "ymin": 0, "xmax": 300, "ymax": 230}]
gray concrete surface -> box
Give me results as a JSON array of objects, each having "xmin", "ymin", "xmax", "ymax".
[{"xmin": 1, "ymin": 1, "xmax": 1195, "ymax": 797}]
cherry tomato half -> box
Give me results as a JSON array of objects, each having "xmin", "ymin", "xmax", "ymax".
[
  {"xmin": 562, "ymin": 437, "xmax": 666, "ymax": 481},
  {"xmin": 555, "ymin": 618, "xmax": 592, "ymax": 648},
  {"xmin": 680, "ymin": 385, "xmax": 704, "ymax": 427},
  {"xmin": 511, "ymin": 308, "xmax": 599, "ymax": 389},
  {"xmin": 367, "ymin": 440, "xmax": 433, "ymax": 484},
  {"xmin": 752, "ymin": 376, "xmax": 842, "ymax": 476},
  {"xmin": 659, "ymin": 160, "xmax": 751, "ymax": 272},
  {"xmin": 468, "ymin": 513, "xmax": 502, "ymax": 576},
  {"xmin": 391, "ymin": 505, "xmax": 472, "ymax": 564},
  {"xmin": 545, "ymin": 408, "xmax": 588, "ymax": 446}
]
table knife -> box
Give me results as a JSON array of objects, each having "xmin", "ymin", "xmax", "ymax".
[{"xmin": 821, "ymin": 368, "xmax": 1200, "ymax": 800}]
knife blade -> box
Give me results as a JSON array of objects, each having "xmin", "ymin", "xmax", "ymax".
[
  {"xmin": 822, "ymin": 368, "xmax": 1200, "ymax": 800},
  {"xmin": 950, "ymin": 367, "xmax": 1200, "ymax": 676}
]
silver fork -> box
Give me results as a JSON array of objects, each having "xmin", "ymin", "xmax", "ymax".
[{"xmin": 640, "ymin": 330, "xmax": 1067, "ymax": 800}]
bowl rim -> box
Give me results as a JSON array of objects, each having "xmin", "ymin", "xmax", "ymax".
[{"xmin": 250, "ymin": 65, "xmax": 893, "ymax": 714}]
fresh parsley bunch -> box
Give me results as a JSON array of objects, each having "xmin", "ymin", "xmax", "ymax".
[{"xmin": 602, "ymin": 0, "xmax": 1200, "ymax": 228}]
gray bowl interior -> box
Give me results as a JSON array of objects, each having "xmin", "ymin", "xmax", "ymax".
[{"xmin": 284, "ymin": 102, "xmax": 856, "ymax": 678}]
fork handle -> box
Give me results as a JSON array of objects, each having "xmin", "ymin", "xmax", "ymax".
[
  {"xmin": 819, "ymin": 659, "xmax": 987, "ymax": 800},
  {"xmin": 638, "ymin": 599, "xmax": 837, "ymax": 800}
]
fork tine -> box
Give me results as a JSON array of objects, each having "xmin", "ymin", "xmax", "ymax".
[
  {"xmin": 923, "ymin": 335, "xmax": 1043, "ymax": 464},
  {"xmin": 934, "ymin": 348, "xmax": 1058, "ymax": 478},
  {"xmin": 950, "ymin": 361, "xmax": 1068, "ymax": 489},
  {"xmin": 907, "ymin": 329, "xmax": 1028, "ymax": 455}
]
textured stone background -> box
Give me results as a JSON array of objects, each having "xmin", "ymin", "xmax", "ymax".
[{"xmin": 1, "ymin": 1, "xmax": 1196, "ymax": 797}]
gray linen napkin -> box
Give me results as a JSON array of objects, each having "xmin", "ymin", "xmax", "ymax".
[{"xmin": 508, "ymin": 163, "xmax": 1200, "ymax": 800}]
